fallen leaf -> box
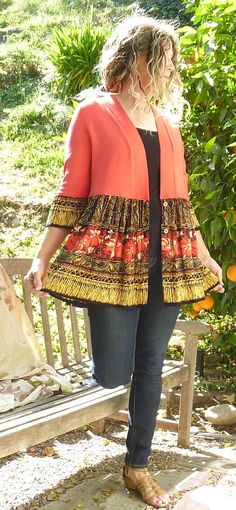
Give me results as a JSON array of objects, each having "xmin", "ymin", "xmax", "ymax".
[
  {"xmin": 46, "ymin": 491, "xmax": 58, "ymax": 501},
  {"xmin": 102, "ymin": 487, "xmax": 114, "ymax": 497},
  {"xmin": 43, "ymin": 446, "xmax": 60, "ymax": 457},
  {"xmin": 92, "ymin": 496, "xmax": 103, "ymax": 504},
  {"xmin": 56, "ymin": 487, "xmax": 65, "ymax": 494},
  {"xmin": 102, "ymin": 438, "xmax": 111, "ymax": 445}
]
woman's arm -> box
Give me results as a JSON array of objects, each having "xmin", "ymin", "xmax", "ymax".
[
  {"xmin": 34, "ymin": 226, "xmax": 71, "ymax": 265},
  {"xmin": 196, "ymin": 230, "xmax": 225, "ymax": 294},
  {"xmin": 25, "ymin": 103, "xmax": 92, "ymax": 297},
  {"xmin": 24, "ymin": 226, "xmax": 71, "ymax": 297}
]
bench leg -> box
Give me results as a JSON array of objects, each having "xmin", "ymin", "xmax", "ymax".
[
  {"xmin": 90, "ymin": 418, "xmax": 106, "ymax": 434},
  {"xmin": 177, "ymin": 334, "xmax": 198, "ymax": 448}
]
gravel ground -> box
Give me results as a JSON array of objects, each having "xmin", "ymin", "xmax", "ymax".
[{"xmin": 1, "ymin": 418, "xmax": 235, "ymax": 510}]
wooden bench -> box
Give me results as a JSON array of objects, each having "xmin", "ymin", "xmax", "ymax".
[{"xmin": 0, "ymin": 258, "xmax": 209, "ymax": 459}]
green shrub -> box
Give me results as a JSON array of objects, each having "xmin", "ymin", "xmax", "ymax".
[
  {"xmin": 2, "ymin": 95, "xmax": 71, "ymax": 140},
  {"xmin": 139, "ymin": 0, "xmax": 192, "ymax": 24},
  {"xmin": 0, "ymin": 77, "xmax": 41, "ymax": 112},
  {"xmin": 0, "ymin": 0, "xmax": 13, "ymax": 9},
  {"xmin": 48, "ymin": 21, "xmax": 111, "ymax": 98},
  {"xmin": 0, "ymin": 42, "xmax": 42, "ymax": 88},
  {"xmin": 179, "ymin": 0, "xmax": 236, "ymax": 316}
]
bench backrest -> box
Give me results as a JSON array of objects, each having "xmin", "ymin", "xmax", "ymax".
[{"xmin": 0, "ymin": 258, "xmax": 210, "ymax": 370}]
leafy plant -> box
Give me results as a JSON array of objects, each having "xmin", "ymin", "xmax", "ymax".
[
  {"xmin": 2, "ymin": 96, "xmax": 71, "ymax": 140},
  {"xmin": 0, "ymin": 42, "xmax": 42, "ymax": 88},
  {"xmin": 139, "ymin": 0, "xmax": 192, "ymax": 24},
  {"xmin": 48, "ymin": 21, "xmax": 111, "ymax": 99},
  {"xmin": 178, "ymin": 0, "xmax": 236, "ymax": 316}
]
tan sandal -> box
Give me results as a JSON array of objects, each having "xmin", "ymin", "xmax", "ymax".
[{"xmin": 123, "ymin": 465, "xmax": 170, "ymax": 508}]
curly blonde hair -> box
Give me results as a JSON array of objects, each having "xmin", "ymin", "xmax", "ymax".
[{"xmin": 97, "ymin": 14, "xmax": 189, "ymax": 123}]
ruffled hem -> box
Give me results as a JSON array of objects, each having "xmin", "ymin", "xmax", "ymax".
[
  {"xmin": 42, "ymin": 265, "xmax": 148, "ymax": 307},
  {"xmin": 162, "ymin": 267, "xmax": 219, "ymax": 304}
]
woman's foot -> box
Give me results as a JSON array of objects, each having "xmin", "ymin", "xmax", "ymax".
[{"xmin": 123, "ymin": 464, "xmax": 170, "ymax": 508}]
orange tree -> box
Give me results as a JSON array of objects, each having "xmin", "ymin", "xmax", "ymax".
[{"xmin": 178, "ymin": 0, "xmax": 236, "ymax": 316}]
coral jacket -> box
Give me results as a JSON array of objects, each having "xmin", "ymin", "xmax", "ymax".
[
  {"xmin": 59, "ymin": 93, "xmax": 188, "ymax": 200},
  {"xmin": 42, "ymin": 92, "xmax": 218, "ymax": 306}
]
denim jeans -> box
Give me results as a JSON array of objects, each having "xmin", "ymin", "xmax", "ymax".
[{"xmin": 87, "ymin": 258, "xmax": 180, "ymax": 467}]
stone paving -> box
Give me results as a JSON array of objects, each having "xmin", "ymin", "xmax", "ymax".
[{"xmin": 42, "ymin": 445, "xmax": 236, "ymax": 510}]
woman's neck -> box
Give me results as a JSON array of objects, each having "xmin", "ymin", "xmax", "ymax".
[
  {"xmin": 112, "ymin": 81, "xmax": 157, "ymax": 131},
  {"xmin": 115, "ymin": 81, "xmax": 151, "ymax": 112}
]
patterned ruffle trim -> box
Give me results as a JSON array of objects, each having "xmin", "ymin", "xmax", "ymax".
[
  {"xmin": 46, "ymin": 195, "xmax": 199, "ymax": 231},
  {"xmin": 42, "ymin": 260, "xmax": 148, "ymax": 307},
  {"xmin": 46, "ymin": 195, "xmax": 88, "ymax": 229},
  {"xmin": 161, "ymin": 198, "xmax": 200, "ymax": 230},
  {"xmin": 42, "ymin": 261, "xmax": 218, "ymax": 306},
  {"xmin": 76, "ymin": 195, "xmax": 149, "ymax": 232},
  {"xmin": 162, "ymin": 266, "xmax": 219, "ymax": 304}
]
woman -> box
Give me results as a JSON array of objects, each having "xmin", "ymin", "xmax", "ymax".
[{"xmin": 25, "ymin": 15, "xmax": 224, "ymax": 508}]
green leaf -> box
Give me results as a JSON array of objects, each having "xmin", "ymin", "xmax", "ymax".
[
  {"xmin": 219, "ymin": 109, "xmax": 227, "ymax": 122},
  {"xmin": 224, "ymin": 5, "xmax": 236, "ymax": 15},
  {"xmin": 180, "ymin": 34, "xmax": 196, "ymax": 45},
  {"xmin": 203, "ymin": 72, "xmax": 214, "ymax": 87},
  {"xmin": 205, "ymin": 190, "xmax": 218, "ymax": 200},
  {"xmin": 204, "ymin": 137, "xmax": 216, "ymax": 153},
  {"xmin": 211, "ymin": 216, "xmax": 223, "ymax": 235},
  {"xmin": 229, "ymin": 227, "xmax": 236, "ymax": 243}
]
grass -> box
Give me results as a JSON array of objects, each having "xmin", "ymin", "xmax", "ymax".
[{"xmin": 0, "ymin": 1, "xmax": 140, "ymax": 263}]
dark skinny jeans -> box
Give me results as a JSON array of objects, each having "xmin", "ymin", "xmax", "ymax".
[{"xmin": 87, "ymin": 259, "xmax": 180, "ymax": 467}]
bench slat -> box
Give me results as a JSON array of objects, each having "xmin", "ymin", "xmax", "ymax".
[
  {"xmin": 22, "ymin": 276, "xmax": 34, "ymax": 326},
  {"xmin": 162, "ymin": 364, "xmax": 189, "ymax": 391},
  {"xmin": 83, "ymin": 308, "xmax": 92, "ymax": 358},
  {"xmin": 0, "ymin": 387, "xmax": 130, "ymax": 459},
  {"xmin": 0, "ymin": 385, "xmax": 122, "ymax": 432},
  {"xmin": 39, "ymin": 298, "xmax": 55, "ymax": 366},
  {"xmin": 55, "ymin": 298, "xmax": 69, "ymax": 366},
  {"xmin": 176, "ymin": 319, "xmax": 210, "ymax": 335},
  {"xmin": 69, "ymin": 306, "xmax": 82, "ymax": 362}
]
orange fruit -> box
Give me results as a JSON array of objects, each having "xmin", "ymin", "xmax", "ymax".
[
  {"xmin": 227, "ymin": 265, "xmax": 236, "ymax": 282},
  {"xmin": 198, "ymin": 295, "xmax": 215, "ymax": 310},
  {"xmin": 192, "ymin": 302, "xmax": 204, "ymax": 312}
]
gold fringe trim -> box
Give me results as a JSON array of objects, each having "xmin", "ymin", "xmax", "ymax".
[
  {"xmin": 162, "ymin": 267, "xmax": 218, "ymax": 303},
  {"xmin": 42, "ymin": 267, "xmax": 148, "ymax": 306},
  {"xmin": 43, "ymin": 263, "xmax": 218, "ymax": 306},
  {"xmin": 46, "ymin": 196, "xmax": 88, "ymax": 228},
  {"xmin": 202, "ymin": 266, "xmax": 219, "ymax": 292}
]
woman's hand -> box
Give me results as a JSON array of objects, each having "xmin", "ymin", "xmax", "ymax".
[
  {"xmin": 200, "ymin": 255, "xmax": 225, "ymax": 294},
  {"xmin": 24, "ymin": 258, "xmax": 49, "ymax": 298}
]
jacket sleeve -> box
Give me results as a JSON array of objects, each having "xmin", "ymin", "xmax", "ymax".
[{"xmin": 46, "ymin": 105, "xmax": 91, "ymax": 229}]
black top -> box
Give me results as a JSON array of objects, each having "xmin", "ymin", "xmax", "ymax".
[{"xmin": 136, "ymin": 128, "xmax": 161, "ymax": 267}]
